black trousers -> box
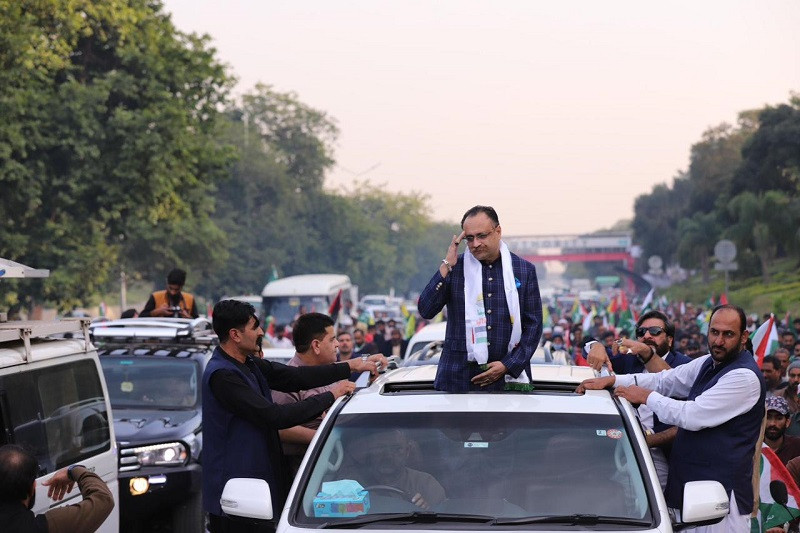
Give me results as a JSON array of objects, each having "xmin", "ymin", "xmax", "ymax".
[{"xmin": 208, "ymin": 513, "xmax": 275, "ymax": 533}]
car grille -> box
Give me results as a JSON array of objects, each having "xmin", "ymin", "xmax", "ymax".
[{"xmin": 119, "ymin": 447, "xmax": 141, "ymax": 472}]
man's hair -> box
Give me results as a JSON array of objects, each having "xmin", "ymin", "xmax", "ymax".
[
  {"xmin": 293, "ymin": 313, "xmax": 335, "ymax": 353},
  {"xmin": 784, "ymin": 331, "xmax": 797, "ymax": 339},
  {"xmin": 601, "ymin": 330, "xmax": 615, "ymax": 340},
  {"xmin": 0, "ymin": 445, "xmax": 38, "ymax": 501},
  {"xmin": 461, "ymin": 205, "xmax": 499, "ymax": 227},
  {"xmin": 709, "ymin": 304, "xmax": 747, "ymax": 333},
  {"xmin": 337, "ymin": 331, "xmax": 352, "ymax": 340},
  {"xmin": 213, "ymin": 300, "xmax": 258, "ymax": 342},
  {"xmin": 120, "ymin": 308, "xmax": 137, "ymax": 319},
  {"xmin": 775, "ymin": 347, "xmax": 791, "ymax": 357},
  {"xmin": 167, "ymin": 268, "xmax": 187, "ymax": 286},
  {"xmin": 763, "ymin": 355, "xmax": 780, "ymax": 371},
  {"xmin": 636, "ymin": 310, "xmax": 675, "ymax": 337}
]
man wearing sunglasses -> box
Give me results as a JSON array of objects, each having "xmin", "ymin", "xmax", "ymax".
[
  {"xmin": 578, "ymin": 304, "xmax": 766, "ymax": 532},
  {"xmin": 586, "ymin": 310, "xmax": 692, "ymax": 489},
  {"xmin": 417, "ymin": 205, "xmax": 543, "ymax": 392}
]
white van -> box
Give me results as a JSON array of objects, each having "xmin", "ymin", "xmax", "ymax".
[
  {"xmin": 261, "ymin": 274, "xmax": 355, "ymax": 326},
  {"xmin": 0, "ymin": 318, "xmax": 119, "ymax": 532}
]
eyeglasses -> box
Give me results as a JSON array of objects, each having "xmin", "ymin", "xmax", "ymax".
[
  {"xmin": 636, "ymin": 326, "xmax": 665, "ymax": 338},
  {"xmin": 464, "ymin": 226, "xmax": 498, "ymax": 243}
]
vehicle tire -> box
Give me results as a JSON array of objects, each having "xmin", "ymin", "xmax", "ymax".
[{"xmin": 172, "ymin": 491, "xmax": 205, "ymax": 533}]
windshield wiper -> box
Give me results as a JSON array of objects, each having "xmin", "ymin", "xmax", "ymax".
[
  {"xmin": 495, "ymin": 514, "xmax": 651, "ymax": 526},
  {"xmin": 319, "ymin": 512, "xmax": 496, "ymax": 528}
]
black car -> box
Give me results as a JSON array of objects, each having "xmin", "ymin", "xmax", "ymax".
[{"xmin": 91, "ymin": 318, "xmax": 216, "ymax": 533}]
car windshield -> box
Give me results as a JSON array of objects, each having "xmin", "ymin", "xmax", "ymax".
[
  {"xmin": 294, "ymin": 412, "xmax": 652, "ymax": 526},
  {"xmin": 263, "ymin": 295, "xmax": 329, "ymax": 325},
  {"xmin": 100, "ymin": 358, "xmax": 200, "ymax": 409}
]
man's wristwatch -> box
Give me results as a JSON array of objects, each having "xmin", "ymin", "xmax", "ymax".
[
  {"xmin": 637, "ymin": 345, "xmax": 657, "ymax": 365},
  {"xmin": 67, "ymin": 464, "xmax": 83, "ymax": 481},
  {"xmin": 441, "ymin": 259, "xmax": 453, "ymax": 273}
]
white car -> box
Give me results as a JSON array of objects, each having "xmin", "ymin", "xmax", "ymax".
[{"xmin": 220, "ymin": 365, "xmax": 729, "ymax": 532}]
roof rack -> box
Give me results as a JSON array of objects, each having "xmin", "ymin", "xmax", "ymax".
[
  {"xmin": 89, "ymin": 317, "xmax": 216, "ymax": 344},
  {"xmin": 0, "ymin": 318, "xmax": 91, "ymax": 361}
]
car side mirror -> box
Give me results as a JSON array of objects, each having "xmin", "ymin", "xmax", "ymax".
[
  {"xmin": 676, "ymin": 480, "xmax": 728, "ymax": 529},
  {"xmin": 221, "ymin": 478, "xmax": 273, "ymax": 521}
]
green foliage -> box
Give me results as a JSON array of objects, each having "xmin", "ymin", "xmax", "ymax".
[
  {"xmin": 1, "ymin": 0, "xmax": 233, "ymax": 310},
  {"xmin": 733, "ymin": 97, "xmax": 800, "ymax": 195},
  {"xmin": 631, "ymin": 176, "xmax": 691, "ymax": 262},
  {"xmin": 632, "ymin": 96, "xmax": 800, "ymax": 289}
]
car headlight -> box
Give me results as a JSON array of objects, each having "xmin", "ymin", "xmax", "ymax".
[
  {"xmin": 132, "ymin": 442, "xmax": 188, "ymax": 466},
  {"xmin": 182, "ymin": 432, "xmax": 202, "ymax": 461}
]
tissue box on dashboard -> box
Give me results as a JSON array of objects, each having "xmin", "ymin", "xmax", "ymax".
[{"xmin": 313, "ymin": 480, "xmax": 371, "ymax": 517}]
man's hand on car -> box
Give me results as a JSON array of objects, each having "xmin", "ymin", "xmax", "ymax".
[
  {"xmin": 330, "ymin": 380, "xmax": 356, "ymax": 398},
  {"xmin": 614, "ymin": 385, "xmax": 652, "ymax": 406},
  {"xmin": 346, "ymin": 354, "xmax": 386, "ymax": 376},
  {"xmin": 575, "ymin": 375, "xmax": 616, "ymax": 394}
]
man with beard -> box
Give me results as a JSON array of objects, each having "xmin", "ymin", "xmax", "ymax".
[
  {"xmin": 202, "ymin": 301, "xmax": 378, "ymax": 533},
  {"xmin": 586, "ymin": 310, "xmax": 692, "ymax": 488},
  {"xmin": 578, "ymin": 304, "xmax": 765, "ymax": 533},
  {"xmin": 381, "ymin": 328, "xmax": 408, "ymax": 358},
  {"xmin": 0, "ymin": 445, "xmax": 114, "ymax": 532},
  {"xmin": 140, "ymin": 268, "xmax": 199, "ymax": 318},
  {"xmin": 762, "ymin": 355, "xmax": 787, "ymax": 398},
  {"xmin": 780, "ymin": 361, "xmax": 800, "ymax": 414},
  {"xmin": 779, "ymin": 361, "xmax": 800, "ymax": 439},
  {"xmin": 764, "ymin": 396, "xmax": 800, "ymax": 465}
]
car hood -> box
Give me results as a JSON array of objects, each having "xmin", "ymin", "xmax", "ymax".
[{"xmin": 113, "ymin": 407, "xmax": 200, "ymax": 444}]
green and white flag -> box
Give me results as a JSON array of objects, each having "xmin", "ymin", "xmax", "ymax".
[{"xmin": 753, "ymin": 444, "xmax": 800, "ymax": 531}]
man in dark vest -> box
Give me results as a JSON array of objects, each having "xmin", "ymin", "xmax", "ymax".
[
  {"xmin": 140, "ymin": 268, "xmax": 199, "ymax": 318},
  {"xmin": 578, "ymin": 304, "xmax": 765, "ymax": 532},
  {"xmin": 202, "ymin": 300, "xmax": 378, "ymax": 533}
]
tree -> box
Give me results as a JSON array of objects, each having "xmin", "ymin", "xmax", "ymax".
[
  {"xmin": 725, "ymin": 191, "xmax": 794, "ymax": 284},
  {"xmin": 0, "ymin": 0, "xmax": 234, "ymax": 310},
  {"xmin": 733, "ymin": 96, "xmax": 800, "ymax": 195},
  {"xmin": 240, "ymin": 84, "xmax": 339, "ymax": 192},
  {"xmin": 687, "ymin": 116, "xmax": 755, "ymax": 213},
  {"xmin": 631, "ymin": 174, "xmax": 692, "ymax": 264},
  {"xmin": 676, "ymin": 212, "xmax": 720, "ymax": 283}
]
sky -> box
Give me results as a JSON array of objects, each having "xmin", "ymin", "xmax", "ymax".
[{"xmin": 163, "ymin": 0, "xmax": 800, "ymax": 237}]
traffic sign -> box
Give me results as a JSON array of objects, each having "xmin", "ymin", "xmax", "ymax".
[{"xmin": 714, "ymin": 240, "xmax": 737, "ymax": 263}]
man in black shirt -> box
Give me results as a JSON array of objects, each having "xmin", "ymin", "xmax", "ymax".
[{"xmin": 202, "ymin": 300, "xmax": 378, "ymax": 533}]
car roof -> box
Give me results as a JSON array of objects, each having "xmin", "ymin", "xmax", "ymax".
[
  {"xmin": 0, "ymin": 319, "xmax": 94, "ymax": 367},
  {"xmin": 89, "ymin": 317, "xmax": 217, "ymax": 344},
  {"xmin": 342, "ymin": 365, "xmax": 615, "ymax": 415}
]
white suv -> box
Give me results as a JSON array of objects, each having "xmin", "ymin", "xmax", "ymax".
[{"xmin": 221, "ymin": 365, "xmax": 728, "ymax": 532}]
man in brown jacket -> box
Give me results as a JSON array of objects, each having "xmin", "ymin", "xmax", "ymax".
[{"xmin": 0, "ymin": 444, "xmax": 115, "ymax": 533}]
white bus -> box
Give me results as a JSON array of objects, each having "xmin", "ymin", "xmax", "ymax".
[{"xmin": 261, "ymin": 274, "xmax": 355, "ymax": 326}]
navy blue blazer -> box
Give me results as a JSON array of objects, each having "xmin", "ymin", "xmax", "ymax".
[{"xmin": 418, "ymin": 252, "xmax": 543, "ymax": 392}]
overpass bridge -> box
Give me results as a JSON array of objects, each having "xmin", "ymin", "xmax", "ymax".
[{"xmin": 504, "ymin": 232, "xmax": 635, "ymax": 270}]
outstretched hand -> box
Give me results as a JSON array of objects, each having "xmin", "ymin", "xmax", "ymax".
[{"xmin": 42, "ymin": 468, "xmax": 76, "ymax": 501}]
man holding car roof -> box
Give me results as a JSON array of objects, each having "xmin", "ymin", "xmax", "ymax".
[
  {"xmin": 578, "ymin": 304, "xmax": 765, "ymax": 533},
  {"xmin": 202, "ymin": 301, "xmax": 380, "ymax": 533}
]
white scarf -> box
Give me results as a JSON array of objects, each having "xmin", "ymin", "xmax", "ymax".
[{"xmin": 464, "ymin": 241, "xmax": 528, "ymax": 387}]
